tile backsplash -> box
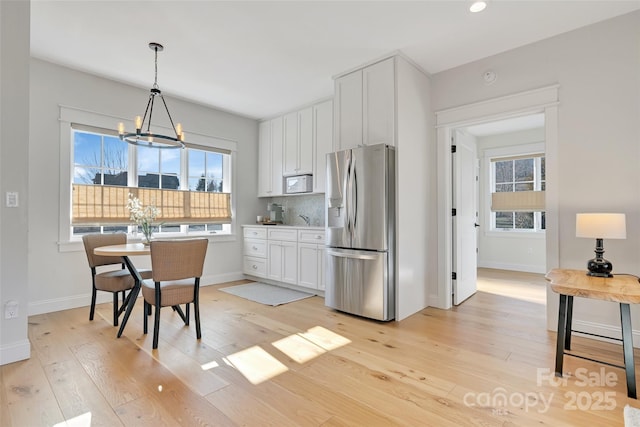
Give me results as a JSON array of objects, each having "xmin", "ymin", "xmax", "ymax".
[{"xmin": 262, "ymin": 194, "xmax": 325, "ymax": 227}]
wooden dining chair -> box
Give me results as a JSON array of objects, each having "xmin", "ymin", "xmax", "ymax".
[
  {"xmin": 142, "ymin": 238, "xmax": 208, "ymax": 349},
  {"xmin": 82, "ymin": 233, "xmax": 152, "ymax": 326}
]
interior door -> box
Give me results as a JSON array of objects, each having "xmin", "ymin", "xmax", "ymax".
[{"xmin": 453, "ymin": 129, "xmax": 478, "ymax": 305}]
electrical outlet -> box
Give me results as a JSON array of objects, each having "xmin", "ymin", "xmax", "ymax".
[{"xmin": 4, "ymin": 301, "xmax": 18, "ymax": 319}]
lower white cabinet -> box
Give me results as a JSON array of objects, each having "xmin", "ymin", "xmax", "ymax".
[
  {"xmin": 268, "ymin": 240, "xmax": 297, "ymax": 285},
  {"xmin": 298, "ymin": 243, "xmax": 326, "ymax": 290},
  {"xmin": 243, "ymin": 225, "xmax": 325, "ymax": 292}
]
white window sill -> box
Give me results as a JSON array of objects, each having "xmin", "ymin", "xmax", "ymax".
[
  {"xmin": 484, "ymin": 230, "xmax": 546, "ymax": 239},
  {"xmin": 58, "ymin": 232, "xmax": 237, "ymax": 253}
]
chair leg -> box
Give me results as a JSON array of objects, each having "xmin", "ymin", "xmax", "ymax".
[
  {"xmin": 153, "ymin": 302, "xmax": 161, "ymax": 349},
  {"xmin": 194, "ymin": 279, "xmax": 201, "ymax": 340},
  {"xmin": 153, "ymin": 283, "xmax": 161, "ymax": 349},
  {"xmin": 112, "ymin": 293, "xmax": 119, "ymax": 326},
  {"xmin": 143, "ymin": 301, "xmax": 149, "ymax": 334},
  {"xmin": 90, "ymin": 286, "xmax": 97, "ymax": 321},
  {"xmin": 89, "ymin": 268, "xmax": 98, "ymax": 321},
  {"xmin": 185, "ymin": 303, "xmax": 190, "ymax": 326}
]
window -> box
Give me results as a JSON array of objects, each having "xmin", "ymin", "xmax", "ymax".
[
  {"xmin": 490, "ymin": 154, "xmax": 545, "ymax": 232},
  {"xmin": 68, "ymin": 122, "xmax": 234, "ymax": 240}
]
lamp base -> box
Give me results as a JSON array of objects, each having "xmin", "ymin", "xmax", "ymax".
[{"xmin": 586, "ymin": 257, "xmax": 613, "ymax": 278}]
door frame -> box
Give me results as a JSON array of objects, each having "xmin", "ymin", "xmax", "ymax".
[{"xmin": 433, "ymin": 85, "xmax": 560, "ymax": 310}]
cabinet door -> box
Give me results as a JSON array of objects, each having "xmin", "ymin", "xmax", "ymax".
[
  {"xmin": 363, "ymin": 57, "xmax": 395, "ymax": 146},
  {"xmin": 313, "ymin": 99, "xmax": 333, "ymax": 193},
  {"xmin": 334, "ymin": 70, "xmax": 363, "ymax": 151},
  {"xmin": 270, "ymin": 116, "xmax": 284, "ymax": 196},
  {"xmin": 298, "ymin": 107, "xmax": 314, "ymax": 174},
  {"xmin": 298, "ymin": 243, "xmax": 319, "ymax": 289},
  {"xmin": 258, "ymin": 121, "xmax": 272, "ymax": 197},
  {"xmin": 267, "ymin": 241, "xmax": 283, "ymax": 281},
  {"xmin": 281, "ymin": 241, "xmax": 298, "ymax": 284},
  {"xmin": 283, "ymin": 112, "xmax": 298, "ymax": 176}
]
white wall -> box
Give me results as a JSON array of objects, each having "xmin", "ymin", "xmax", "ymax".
[
  {"xmin": 432, "ymin": 11, "xmax": 640, "ymax": 337},
  {"xmin": 27, "ymin": 59, "xmax": 261, "ymax": 315},
  {"xmin": 0, "ymin": 0, "xmax": 31, "ymax": 365},
  {"xmin": 477, "ymin": 127, "xmax": 546, "ymax": 273}
]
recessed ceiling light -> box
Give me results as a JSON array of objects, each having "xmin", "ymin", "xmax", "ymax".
[{"xmin": 470, "ymin": 1, "xmax": 487, "ymax": 13}]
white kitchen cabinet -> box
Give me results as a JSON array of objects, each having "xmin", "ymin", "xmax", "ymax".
[
  {"xmin": 257, "ymin": 116, "xmax": 283, "ymax": 197},
  {"xmin": 313, "ymin": 99, "xmax": 333, "ymax": 193},
  {"xmin": 243, "ymin": 227, "xmax": 268, "ymax": 278},
  {"xmin": 243, "ymin": 225, "xmax": 326, "ymax": 292},
  {"xmin": 334, "ymin": 70, "xmax": 363, "ymax": 151},
  {"xmin": 283, "ymin": 107, "xmax": 313, "ymax": 176},
  {"xmin": 297, "ymin": 229, "xmax": 326, "ymax": 290},
  {"xmin": 298, "ymin": 243, "xmax": 320, "ymax": 289},
  {"xmin": 267, "ymin": 228, "xmax": 297, "ymax": 285},
  {"xmin": 267, "ymin": 240, "xmax": 297, "ymax": 285},
  {"xmin": 334, "ymin": 57, "xmax": 395, "ymax": 151},
  {"xmin": 363, "ymin": 57, "xmax": 395, "ymax": 147}
]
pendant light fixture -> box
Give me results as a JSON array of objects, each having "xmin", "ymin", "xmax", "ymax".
[{"xmin": 118, "ymin": 42, "xmax": 185, "ymax": 149}]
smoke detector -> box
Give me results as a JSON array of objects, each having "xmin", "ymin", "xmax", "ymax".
[{"xmin": 483, "ymin": 70, "xmax": 497, "ymax": 85}]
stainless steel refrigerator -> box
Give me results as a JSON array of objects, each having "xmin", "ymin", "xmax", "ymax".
[{"xmin": 325, "ymin": 143, "xmax": 395, "ymax": 321}]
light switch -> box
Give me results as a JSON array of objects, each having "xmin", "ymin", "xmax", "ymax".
[{"xmin": 6, "ymin": 192, "xmax": 18, "ymax": 208}]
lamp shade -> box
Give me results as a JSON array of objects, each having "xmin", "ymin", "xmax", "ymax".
[{"xmin": 576, "ymin": 213, "xmax": 626, "ymax": 239}]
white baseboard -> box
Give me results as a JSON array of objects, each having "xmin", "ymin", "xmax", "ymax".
[
  {"xmin": 572, "ymin": 319, "xmax": 640, "ymax": 348},
  {"xmin": 0, "ymin": 339, "xmax": 31, "ymax": 366},
  {"xmin": 478, "ymin": 261, "xmax": 546, "ymax": 274},
  {"xmin": 28, "ymin": 271, "xmax": 245, "ymax": 316}
]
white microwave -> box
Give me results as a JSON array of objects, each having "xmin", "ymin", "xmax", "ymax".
[{"xmin": 284, "ymin": 174, "xmax": 313, "ymax": 194}]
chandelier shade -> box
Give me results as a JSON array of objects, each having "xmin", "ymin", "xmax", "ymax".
[{"xmin": 118, "ymin": 42, "xmax": 185, "ymax": 149}]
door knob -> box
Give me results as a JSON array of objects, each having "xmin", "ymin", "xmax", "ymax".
[{"xmin": 474, "ymin": 223, "xmax": 480, "ymax": 228}]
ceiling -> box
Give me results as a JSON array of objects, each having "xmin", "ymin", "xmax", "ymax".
[{"xmin": 30, "ymin": 1, "xmax": 640, "ymax": 120}]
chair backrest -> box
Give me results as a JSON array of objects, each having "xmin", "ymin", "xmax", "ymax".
[
  {"xmin": 149, "ymin": 239, "xmax": 208, "ymax": 282},
  {"xmin": 82, "ymin": 233, "xmax": 127, "ymax": 268}
]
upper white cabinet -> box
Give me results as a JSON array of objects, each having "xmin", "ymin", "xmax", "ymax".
[
  {"xmin": 334, "ymin": 70, "xmax": 363, "ymax": 151},
  {"xmin": 257, "ymin": 117, "xmax": 283, "ymax": 197},
  {"xmin": 334, "ymin": 57, "xmax": 395, "ymax": 151},
  {"xmin": 313, "ymin": 99, "xmax": 333, "ymax": 193},
  {"xmin": 258, "ymin": 99, "xmax": 333, "ymax": 196},
  {"xmin": 283, "ymin": 107, "xmax": 313, "ymax": 176}
]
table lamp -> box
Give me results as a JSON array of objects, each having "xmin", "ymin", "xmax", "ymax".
[{"xmin": 576, "ymin": 213, "xmax": 626, "ymax": 277}]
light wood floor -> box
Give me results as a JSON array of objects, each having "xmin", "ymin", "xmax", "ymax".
[{"xmin": 2, "ymin": 268, "xmax": 639, "ymax": 426}]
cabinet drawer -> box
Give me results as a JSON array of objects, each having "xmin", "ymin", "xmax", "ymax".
[
  {"xmin": 267, "ymin": 228, "xmax": 297, "ymax": 242},
  {"xmin": 244, "ymin": 227, "xmax": 267, "ymax": 239},
  {"xmin": 298, "ymin": 229, "xmax": 326, "ymax": 243},
  {"xmin": 243, "ymin": 256, "xmax": 267, "ymax": 278},
  {"xmin": 244, "ymin": 238, "xmax": 267, "ymax": 258}
]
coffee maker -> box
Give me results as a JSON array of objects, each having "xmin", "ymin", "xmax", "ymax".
[{"xmin": 267, "ymin": 203, "xmax": 284, "ymax": 223}]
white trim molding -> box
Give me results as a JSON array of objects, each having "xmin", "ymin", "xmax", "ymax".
[{"xmin": 434, "ymin": 85, "xmax": 559, "ymax": 310}]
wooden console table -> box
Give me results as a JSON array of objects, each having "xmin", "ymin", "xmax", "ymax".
[{"xmin": 546, "ymin": 268, "xmax": 640, "ymax": 398}]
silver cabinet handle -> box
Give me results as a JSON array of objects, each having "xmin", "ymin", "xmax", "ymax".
[
  {"xmin": 252, "ymin": 265, "xmax": 258, "ymax": 270},
  {"xmin": 315, "ymin": 235, "xmax": 322, "ymax": 239},
  {"xmin": 252, "ymin": 246, "xmax": 258, "ymax": 250}
]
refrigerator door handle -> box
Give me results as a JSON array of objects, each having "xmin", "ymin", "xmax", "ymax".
[
  {"xmin": 345, "ymin": 154, "xmax": 353, "ymax": 235},
  {"xmin": 327, "ymin": 250, "xmax": 379, "ymax": 260},
  {"xmin": 352, "ymin": 160, "xmax": 358, "ymax": 232}
]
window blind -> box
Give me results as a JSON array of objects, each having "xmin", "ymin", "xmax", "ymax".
[
  {"xmin": 72, "ymin": 184, "xmax": 231, "ymax": 225},
  {"xmin": 491, "ymin": 190, "xmax": 545, "ymax": 212}
]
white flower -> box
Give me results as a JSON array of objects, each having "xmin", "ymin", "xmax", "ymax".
[{"xmin": 126, "ymin": 194, "xmax": 160, "ymax": 240}]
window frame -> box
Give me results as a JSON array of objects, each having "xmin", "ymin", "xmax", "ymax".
[
  {"xmin": 483, "ymin": 142, "xmax": 546, "ymax": 235},
  {"xmin": 59, "ymin": 105, "xmax": 237, "ymax": 252}
]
